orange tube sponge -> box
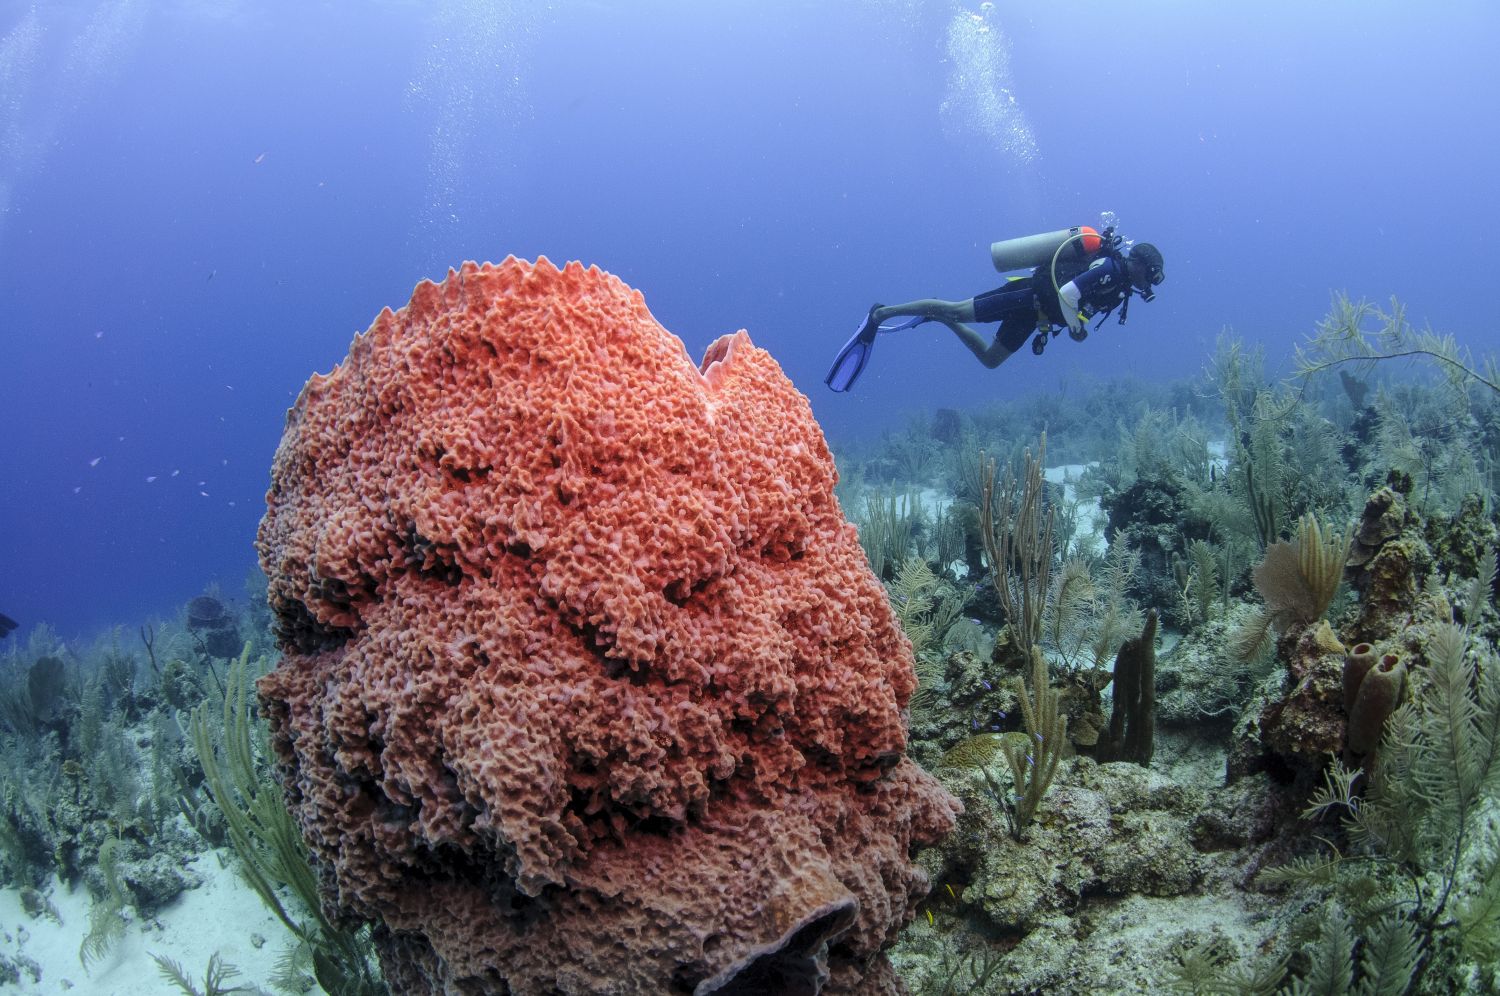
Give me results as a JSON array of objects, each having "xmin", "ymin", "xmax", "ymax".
[{"xmin": 255, "ymin": 258, "xmax": 958, "ymax": 995}]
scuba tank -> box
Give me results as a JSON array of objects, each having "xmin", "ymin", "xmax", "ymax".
[{"xmin": 989, "ymin": 226, "xmax": 1102, "ymax": 273}]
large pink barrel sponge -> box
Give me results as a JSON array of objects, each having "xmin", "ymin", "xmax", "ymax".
[{"xmin": 255, "ymin": 258, "xmax": 959, "ymax": 995}]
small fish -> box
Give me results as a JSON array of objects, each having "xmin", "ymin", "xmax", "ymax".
[
  {"xmin": 95, "ymin": 330, "xmax": 104, "ymax": 339},
  {"xmin": 254, "ymin": 152, "xmax": 266, "ymax": 164},
  {"xmin": 200, "ymin": 491, "xmax": 210, "ymax": 497},
  {"xmin": 171, "ymin": 469, "xmax": 180, "ymax": 477},
  {"xmin": 89, "ymin": 456, "xmax": 102, "ymax": 467},
  {"xmin": 72, "ymin": 486, "xmax": 81, "ymax": 494},
  {"xmin": 207, "ymin": 269, "xmax": 216, "ymax": 282},
  {"xmin": 146, "ymin": 475, "xmax": 157, "ymax": 483},
  {"xmin": 0, "ymin": 613, "xmax": 16, "ymax": 638}
]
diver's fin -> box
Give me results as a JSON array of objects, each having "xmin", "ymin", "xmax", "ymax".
[
  {"xmin": 824, "ymin": 311, "xmax": 928, "ymax": 392},
  {"xmin": 825, "ymin": 311, "xmax": 881, "ymax": 392}
]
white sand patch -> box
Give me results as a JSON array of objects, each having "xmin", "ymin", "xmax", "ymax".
[
  {"xmin": 1045, "ymin": 462, "xmax": 1107, "ymax": 555},
  {"xmin": 0, "ymin": 851, "xmax": 321, "ymax": 995},
  {"xmin": 1077, "ymin": 891, "xmax": 1286, "ymax": 992},
  {"xmin": 911, "ymin": 486, "xmax": 950, "ymax": 519}
]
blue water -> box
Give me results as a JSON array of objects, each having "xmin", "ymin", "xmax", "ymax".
[{"xmin": 2, "ymin": 1, "xmax": 1496, "ymax": 638}]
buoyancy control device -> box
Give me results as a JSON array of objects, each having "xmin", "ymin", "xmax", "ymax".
[{"xmin": 992, "ymin": 224, "xmax": 1135, "ymax": 359}]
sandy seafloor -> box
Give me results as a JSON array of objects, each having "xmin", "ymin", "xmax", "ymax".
[{"xmin": 0, "ymin": 852, "xmax": 316, "ymax": 995}]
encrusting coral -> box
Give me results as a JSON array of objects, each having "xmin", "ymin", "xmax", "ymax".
[
  {"xmin": 1228, "ymin": 513, "xmax": 1356, "ymax": 774},
  {"xmin": 255, "ymin": 258, "xmax": 958, "ymax": 995},
  {"xmin": 1346, "ymin": 472, "xmax": 1433, "ymax": 643}
]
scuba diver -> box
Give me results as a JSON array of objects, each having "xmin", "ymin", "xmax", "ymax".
[{"xmin": 825, "ymin": 225, "xmax": 1165, "ymax": 392}]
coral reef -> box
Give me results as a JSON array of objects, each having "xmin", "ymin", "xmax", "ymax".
[
  {"xmin": 942, "ymin": 758, "xmax": 1207, "ymax": 931},
  {"xmin": 858, "ymin": 308, "xmax": 1498, "ymax": 992},
  {"xmin": 903, "ymin": 756, "xmax": 1220, "ymax": 992},
  {"xmin": 1099, "ymin": 476, "xmax": 1212, "ymax": 629},
  {"xmin": 0, "ymin": 613, "xmax": 234, "ymax": 978},
  {"xmin": 1155, "ymin": 609, "xmax": 1264, "ymax": 728},
  {"xmin": 255, "ymin": 258, "xmax": 958, "ymax": 995},
  {"xmin": 1346, "ymin": 472, "xmax": 1433, "ymax": 643},
  {"xmin": 1426, "ymin": 491, "xmax": 1499, "ymax": 582},
  {"xmin": 1, "ymin": 291, "xmax": 1488, "ymax": 994},
  {"xmin": 1239, "ymin": 619, "xmax": 1349, "ymax": 772},
  {"xmin": 186, "ymin": 596, "xmax": 243, "ymax": 660},
  {"xmin": 1264, "ymin": 622, "xmax": 1500, "ymax": 994}
]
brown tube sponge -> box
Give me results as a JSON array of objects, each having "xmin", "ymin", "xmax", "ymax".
[
  {"xmin": 1346, "ymin": 652, "xmax": 1406, "ymax": 755},
  {"xmin": 1342, "ymin": 642, "xmax": 1378, "ymax": 713}
]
